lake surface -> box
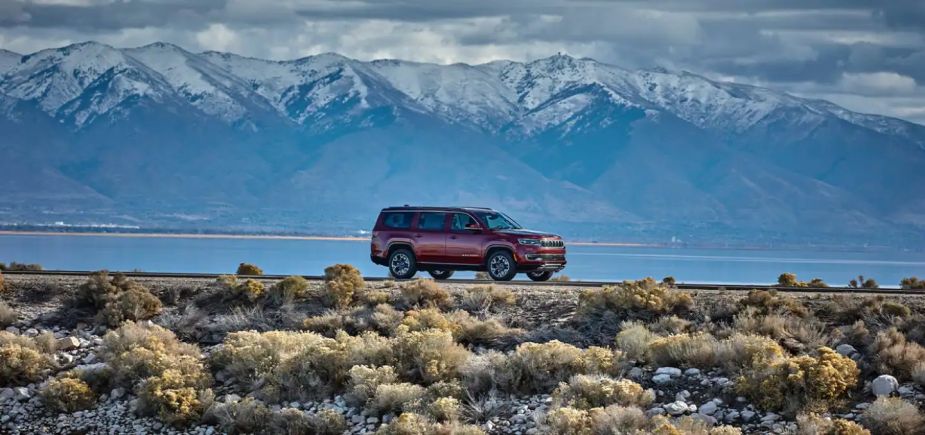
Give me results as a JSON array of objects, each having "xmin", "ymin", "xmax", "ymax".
[{"xmin": 1, "ymin": 234, "xmax": 923, "ymax": 286}]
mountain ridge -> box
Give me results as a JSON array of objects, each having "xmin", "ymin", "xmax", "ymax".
[{"xmin": 1, "ymin": 41, "xmax": 923, "ymax": 247}]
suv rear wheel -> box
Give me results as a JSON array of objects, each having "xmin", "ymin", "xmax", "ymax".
[
  {"xmin": 527, "ymin": 271, "xmax": 553, "ymax": 282},
  {"xmin": 388, "ymin": 248, "xmax": 417, "ymax": 279},
  {"xmin": 428, "ymin": 270, "xmax": 454, "ymax": 280},
  {"xmin": 487, "ymin": 250, "xmax": 517, "ymax": 281}
]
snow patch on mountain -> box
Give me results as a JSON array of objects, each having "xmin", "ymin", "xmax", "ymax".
[{"xmin": 0, "ymin": 49, "xmax": 20, "ymax": 75}]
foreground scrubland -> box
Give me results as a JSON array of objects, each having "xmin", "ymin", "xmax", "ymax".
[{"xmin": 2, "ymin": 267, "xmax": 925, "ymax": 434}]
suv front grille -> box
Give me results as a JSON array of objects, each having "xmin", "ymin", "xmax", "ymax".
[{"xmin": 541, "ymin": 239, "xmax": 564, "ymax": 248}]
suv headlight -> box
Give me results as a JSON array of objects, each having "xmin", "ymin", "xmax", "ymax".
[{"xmin": 518, "ymin": 238, "xmax": 541, "ymax": 245}]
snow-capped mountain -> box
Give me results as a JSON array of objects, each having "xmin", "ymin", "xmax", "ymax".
[{"xmin": 1, "ymin": 41, "xmax": 924, "ymax": 246}]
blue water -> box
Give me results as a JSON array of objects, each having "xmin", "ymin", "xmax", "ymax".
[{"xmin": 1, "ymin": 234, "xmax": 923, "ymax": 286}]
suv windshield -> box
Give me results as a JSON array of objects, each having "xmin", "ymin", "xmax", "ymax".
[{"xmin": 474, "ymin": 211, "xmax": 522, "ymax": 230}]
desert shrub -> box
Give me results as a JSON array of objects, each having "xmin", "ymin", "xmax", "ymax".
[
  {"xmin": 577, "ymin": 278, "xmax": 693, "ymax": 322},
  {"xmin": 474, "ymin": 272, "xmax": 490, "ymax": 280},
  {"xmin": 400, "ymin": 279, "xmax": 451, "ymax": 308},
  {"xmin": 648, "ymin": 315, "xmax": 691, "ymax": 334},
  {"xmin": 401, "ymin": 307, "xmax": 458, "ymax": 334},
  {"xmin": 662, "ymin": 276, "xmax": 676, "ymax": 286},
  {"xmin": 649, "ymin": 333, "xmax": 720, "ymax": 368},
  {"xmin": 552, "ymin": 374, "xmax": 654, "ymax": 409},
  {"xmin": 207, "ymin": 397, "xmax": 270, "ymax": 434},
  {"xmin": 303, "ymin": 304, "xmax": 404, "ymax": 336},
  {"xmin": 449, "ymin": 311, "xmax": 523, "ymax": 346},
  {"xmin": 236, "ymin": 263, "xmax": 263, "ymax": 275},
  {"xmin": 79, "ymin": 271, "xmax": 124, "ymax": 307},
  {"xmin": 214, "ymin": 330, "xmax": 395, "ymax": 401},
  {"xmin": 737, "ymin": 347, "xmax": 858, "ymax": 415},
  {"xmin": 614, "ymin": 322, "xmax": 658, "ymax": 361},
  {"xmin": 0, "ymin": 270, "xmax": 4, "ymax": 291},
  {"xmin": 826, "ymin": 296, "xmax": 912, "ymax": 324},
  {"xmin": 375, "ymin": 412, "xmax": 485, "ymax": 435},
  {"xmin": 98, "ymin": 287, "xmax": 163, "ymax": 326},
  {"xmin": 0, "ymin": 300, "xmax": 16, "ymax": 327},
  {"xmin": 369, "ymin": 382, "xmax": 427, "ymax": 414},
  {"xmin": 41, "ymin": 376, "xmax": 97, "ymax": 412},
  {"xmin": 861, "ymin": 397, "xmax": 925, "ymax": 435},
  {"xmin": 429, "ymin": 396, "xmax": 461, "ymax": 422},
  {"xmin": 268, "ymin": 408, "xmax": 347, "ymax": 435},
  {"xmin": 796, "ymin": 413, "xmax": 870, "ymax": 435},
  {"xmin": 34, "ymin": 331, "xmax": 58, "ymax": 353},
  {"xmin": 716, "ymin": 333, "xmax": 785, "ymax": 372},
  {"xmin": 0, "ymin": 331, "xmax": 55, "ymax": 385},
  {"xmin": 267, "ymin": 275, "xmax": 310, "ymax": 304},
  {"xmin": 777, "ymin": 273, "xmax": 827, "ymax": 288},
  {"xmin": 900, "ymin": 277, "xmax": 925, "ymax": 290},
  {"xmin": 849, "ymin": 276, "xmax": 879, "ymax": 289},
  {"xmin": 394, "ymin": 327, "xmax": 470, "ymax": 384},
  {"xmin": 99, "ymin": 321, "xmax": 206, "ymax": 388},
  {"xmin": 137, "ymin": 368, "xmax": 214, "ymax": 426},
  {"xmin": 497, "ymin": 340, "xmax": 615, "ymax": 393},
  {"xmin": 233, "ymin": 279, "xmax": 266, "ymax": 303},
  {"xmin": 740, "ymin": 290, "xmax": 808, "ymax": 317},
  {"xmin": 323, "ymin": 264, "xmax": 364, "ymax": 308},
  {"xmin": 460, "ymin": 286, "xmax": 516, "ymax": 312},
  {"xmin": 359, "ymin": 290, "xmax": 392, "ymax": 306},
  {"xmin": 869, "ymin": 327, "xmax": 925, "ymax": 381},
  {"xmin": 345, "ymin": 365, "xmax": 399, "ymax": 406},
  {"xmin": 731, "ymin": 309, "xmax": 827, "ymax": 352},
  {"xmin": 547, "ymin": 406, "xmax": 740, "ymax": 435}
]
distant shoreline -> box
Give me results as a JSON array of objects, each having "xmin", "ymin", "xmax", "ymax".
[{"xmin": 0, "ymin": 230, "xmax": 651, "ymax": 247}]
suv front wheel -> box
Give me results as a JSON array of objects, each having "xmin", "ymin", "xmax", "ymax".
[
  {"xmin": 486, "ymin": 250, "xmax": 517, "ymax": 281},
  {"xmin": 388, "ymin": 248, "xmax": 417, "ymax": 279}
]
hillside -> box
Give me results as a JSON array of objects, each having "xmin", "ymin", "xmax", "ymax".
[{"xmin": 2, "ymin": 42, "xmax": 924, "ymax": 247}]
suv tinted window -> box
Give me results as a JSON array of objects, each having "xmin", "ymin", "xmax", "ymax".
[
  {"xmin": 381, "ymin": 212, "xmax": 413, "ymax": 229},
  {"xmin": 451, "ymin": 213, "xmax": 479, "ymax": 231},
  {"xmin": 417, "ymin": 212, "xmax": 446, "ymax": 231}
]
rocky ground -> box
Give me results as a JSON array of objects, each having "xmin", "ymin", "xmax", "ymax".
[{"xmin": 2, "ymin": 274, "xmax": 925, "ymax": 434}]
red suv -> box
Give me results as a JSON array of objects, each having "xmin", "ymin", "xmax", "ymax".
[{"xmin": 370, "ymin": 206, "xmax": 566, "ymax": 281}]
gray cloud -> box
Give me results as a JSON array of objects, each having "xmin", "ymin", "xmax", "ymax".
[{"xmin": 1, "ymin": 0, "xmax": 924, "ymax": 124}]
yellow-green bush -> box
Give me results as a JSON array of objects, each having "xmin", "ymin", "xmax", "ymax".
[
  {"xmin": 614, "ymin": 322, "xmax": 658, "ymax": 361},
  {"xmin": 99, "ymin": 321, "xmax": 204, "ymax": 387},
  {"xmin": 137, "ymin": 368, "xmax": 214, "ymax": 426},
  {"xmin": 324, "ymin": 264, "xmax": 364, "ymax": 308},
  {"xmin": 236, "ymin": 263, "xmax": 263, "ymax": 275},
  {"xmin": 207, "ymin": 397, "xmax": 270, "ymax": 434},
  {"xmin": 369, "ymin": 382, "xmax": 426, "ymax": 415},
  {"xmin": 41, "ymin": 377, "xmax": 96, "ymax": 412},
  {"xmin": 716, "ymin": 333, "xmax": 785, "ymax": 372},
  {"xmin": 345, "ymin": 365, "xmax": 399, "ymax": 406},
  {"xmin": 547, "ymin": 406, "xmax": 741, "ymax": 435},
  {"xmin": 796, "ymin": 413, "xmax": 870, "ymax": 435},
  {"xmin": 577, "ymin": 278, "xmax": 693, "ymax": 321},
  {"xmin": 394, "ymin": 327, "xmax": 470, "ymax": 384},
  {"xmin": 266, "ymin": 275, "xmax": 310, "ymax": 304},
  {"xmin": 552, "ymin": 374, "xmax": 654, "ymax": 409},
  {"xmin": 234, "ymin": 279, "xmax": 266, "ymax": 303},
  {"xmin": 737, "ymin": 347, "xmax": 858, "ymax": 415},
  {"xmin": 375, "ymin": 412, "xmax": 485, "ymax": 435},
  {"xmin": 498, "ymin": 341, "xmax": 618, "ymax": 393},
  {"xmin": 98, "ymin": 287, "xmax": 163, "ymax": 326},
  {"xmin": 0, "ymin": 331, "xmax": 55, "ymax": 385},
  {"xmin": 861, "ymin": 397, "xmax": 925, "ymax": 435},
  {"xmin": 268, "ymin": 408, "xmax": 347, "ymax": 435},
  {"xmin": 740, "ymin": 289, "xmax": 808, "ymax": 317},
  {"xmin": 359, "ymin": 290, "xmax": 392, "ymax": 306},
  {"xmin": 399, "ymin": 279, "xmax": 451, "ymax": 308},
  {"xmin": 401, "ymin": 308, "xmax": 458, "ymax": 335},
  {"xmin": 428, "ymin": 396, "xmax": 461, "ymax": 422}
]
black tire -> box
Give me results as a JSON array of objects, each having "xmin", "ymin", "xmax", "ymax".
[
  {"xmin": 428, "ymin": 269, "xmax": 455, "ymax": 280},
  {"xmin": 486, "ymin": 250, "xmax": 517, "ymax": 281},
  {"xmin": 527, "ymin": 271, "xmax": 553, "ymax": 282},
  {"xmin": 388, "ymin": 248, "xmax": 417, "ymax": 280}
]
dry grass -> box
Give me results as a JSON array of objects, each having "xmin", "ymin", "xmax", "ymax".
[
  {"xmin": 345, "ymin": 365, "xmax": 399, "ymax": 407},
  {"xmin": 546, "ymin": 406, "xmax": 741, "ymax": 435},
  {"xmin": 740, "ymin": 289, "xmax": 808, "ymax": 317},
  {"xmin": 576, "ymin": 278, "xmax": 693, "ymax": 323},
  {"xmin": 614, "ymin": 322, "xmax": 658, "ymax": 362},
  {"xmin": 861, "ymin": 397, "xmax": 925, "ymax": 435},
  {"xmin": 869, "ymin": 327, "xmax": 925, "ymax": 381},
  {"xmin": 796, "ymin": 413, "xmax": 870, "ymax": 435},
  {"xmin": 459, "ymin": 286, "xmax": 515, "ymax": 313},
  {"xmin": 0, "ymin": 300, "xmax": 17, "ymax": 327},
  {"xmin": 78, "ymin": 271, "xmax": 162, "ymax": 325},
  {"xmin": 375, "ymin": 412, "xmax": 485, "ymax": 435},
  {"xmin": 369, "ymin": 382, "xmax": 426, "ymax": 414},
  {"xmin": 394, "ymin": 327, "xmax": 471, "ymax": 384}
]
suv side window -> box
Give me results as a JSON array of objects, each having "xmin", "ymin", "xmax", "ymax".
[
  {"xmin": 450, "ymin": 213, "xmax": 479, "ymax": 232},
  {"xmin": 382, "ymin": 212, "xmax": 413, "ymax": 229},
  {"xmin": 417, "ymin": 212, "xmax": 446, "ymax": 231}
]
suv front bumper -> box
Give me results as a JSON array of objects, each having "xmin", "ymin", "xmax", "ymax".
[{"xmin": 515, "ymin": 248, "xmax": 567, "ymax": 272}]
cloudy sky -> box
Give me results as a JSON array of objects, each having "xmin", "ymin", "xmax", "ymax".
[{"xmin": 1, "ymin": 0, "xmax": 924, "ymax": 124}]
